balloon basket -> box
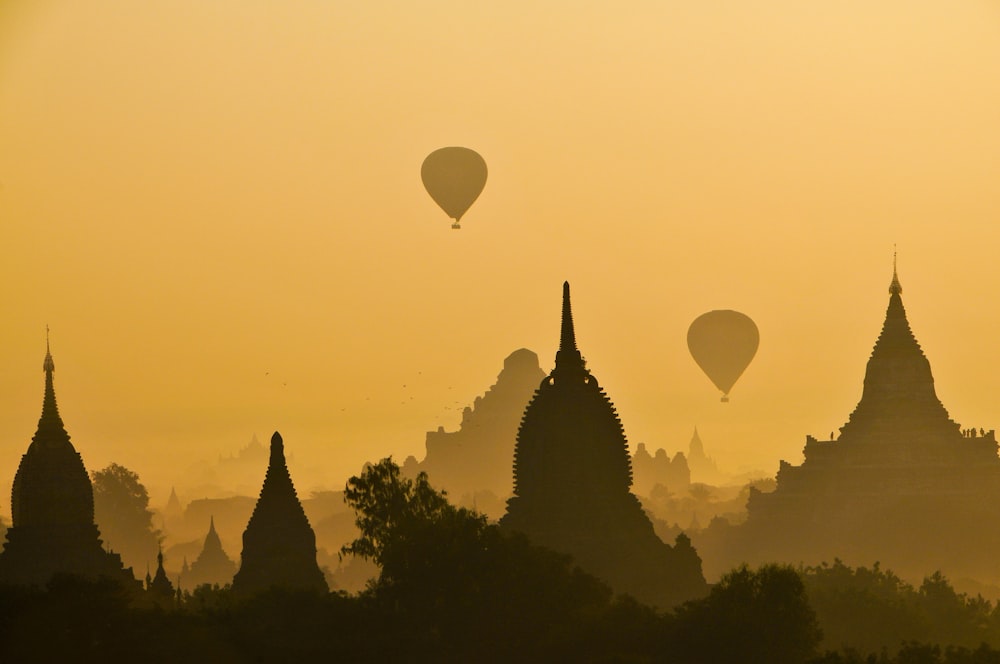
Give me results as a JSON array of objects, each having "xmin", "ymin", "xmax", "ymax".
[
  {"xmin": 720, "ymin": 396, "xmax": 729, "ymax": 403},
  {"xmin": 451, "ymin": 222, "xmax": 461, "ymax": 230}
]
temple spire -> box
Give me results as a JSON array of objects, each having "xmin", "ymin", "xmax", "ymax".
[
  {"xmin": 890, "ymin": 248, "xmax": 902, "ymax": 295},
  {"xmin": 554, "ymin": 282, "xmax": 585, "ymax": 374},
  {"xmin": 36, "ymin": 329, "xmax": 67, "ymax": 444},
  {"xmin": 43, "ymin": 325, "xmax": 54, "ymax": 373},
  {"xmin": 231, "ymin": 430, "xmax": 327, "ymax": 595}
]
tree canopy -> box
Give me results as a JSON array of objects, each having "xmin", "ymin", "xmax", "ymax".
[{"xmin": 91, "ymin": 463, "xmax": 161, "ymax": 574}]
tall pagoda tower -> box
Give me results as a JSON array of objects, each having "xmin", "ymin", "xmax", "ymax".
[
  {"xmin": 231, "ymin": 432, "xmax": 328, "ymax": 595},
  {"xmin": 501, "ymin": 283, "xmax": 706, "ymax": 607},
  {"xmin": 740, "ymin": 264, "xmax": 1000, "ymax": 579},
  {"xmin": 0, "ymin": 337, "xmax": 132, "ymax": 586}
]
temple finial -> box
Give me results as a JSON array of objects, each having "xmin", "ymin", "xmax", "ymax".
[
  {"xmin": 270, "ymin": 431, "xmax": 286, "ymax": 465},
  {"xmin": 554, "ymin": 282, "xmax": 585, "ymax": 373},
  {"xmin": 43, "ymin": 326, "xmax": 54, "ymax": 374},
  {"xmin": 889, "ymin": 247, "xmax": 902, "ymax": 295},
  {"xmin": 560, "ymin": 282, "xmax": 577, "ymax": 353}
]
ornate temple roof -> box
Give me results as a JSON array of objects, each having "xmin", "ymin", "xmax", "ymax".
[
  {"xmin": 738, "ymin": 267, "xmax": 1000, "ymax": 581},
  {"xmin": 509, "ymin": 282, "xmax": 633, "ymax": 501},
  {"xmin": 11, "ymin": 337, "xmax": 95, "ymax": 529},
  {"xmin": 200, "ymin": 516, "xmax": 225, "ymax": 560},
  {"xmin": 231, "ymin": 432, "xmax": 328, "ymax": 595},
  {"xmin": 184, "ymin": 516, "xmax": 237, "ymax": 588},
  {"xmin": 502, "ymin": 283, "xmax": 706, "ymax": 607},
  {"xmin": 149, "ymin": 548, "xmax": 174, "ymax": 598},
  {"xmin": 838, "ymin": 264, "xmax": 958, "ymax": 441},
  {"xmin": 0, "ymin": 337, "xmax": 133, "ymax": 586}
]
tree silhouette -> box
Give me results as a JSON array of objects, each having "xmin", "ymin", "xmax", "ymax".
[
  {"xmin": 671, "ymin": 564, "xmax": 822, "ymax": 664},
  {"xmin": 342, "ymin": 458, "xmax": 623, "ymax": 659},
  {"xmin": 91, "ymin": 463, "xmax": 161, "ymax": 572}
]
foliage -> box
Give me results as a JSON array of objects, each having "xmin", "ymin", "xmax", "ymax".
[
  {"xmin": 803, "ymin": 561, "xmax": 999, "ymax": 655},
  {"xmin": 671, "ymin": 563, "xmax": 823, "ymax": 664},
  {"xmin": 92, "ymin": 463, "xmax": 161, "ymax": 573},
  {"xmin": 341, "ymin": 458, "xmax": 453, "ymax": 570},
  {"xmin": 341, "ymin": 457, "xmax": 636, "ymax": 660}
]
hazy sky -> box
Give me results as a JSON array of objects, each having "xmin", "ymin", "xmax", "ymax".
[{"xmin": 1, "ymin": 1, "xmax": 998, "ymax": 502}]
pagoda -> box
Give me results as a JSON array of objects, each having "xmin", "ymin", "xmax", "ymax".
[
  {"xmin": 0, "ymin": 337, "xmax": 133, "ymax": 586},
  {"xmin": 501, "ymin": 283, "xmax": 707, "ymax": 607},
  {"xmin": 145, "ymin": 548, "xmax": 175, "ymax": 607},
  {"xmin": 740, "ymin": 264, "xmax": 1000, "ymax": 579},
  {"xmin": 182, "ymin": 516, "xmax": 237, "ymax": 589},
  {"xmin": 231, "ymin": 432, "xmax": 328, "ymax": 595}
]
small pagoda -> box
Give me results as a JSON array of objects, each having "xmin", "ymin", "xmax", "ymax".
[
  {"xmin": 182, "ymin": 517, "xmax": 237, "ymax": 589},
  {"xmin": 145, "ymin": 548, "xmax": 175, "ymax": 607},
  {"xmin": 231, "ymin": 432, "xmax": 328, "ymax": 595}
]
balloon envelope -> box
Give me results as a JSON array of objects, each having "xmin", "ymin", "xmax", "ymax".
[
  {"xmin": 421, "ymin": 147, "xmax": 488, "ymax": 228},
  {"xmin": 687, "ymin": 310, "xmax": 759, "ymax": 401}
]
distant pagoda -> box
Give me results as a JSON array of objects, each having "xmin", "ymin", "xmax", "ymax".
[
  {"xmin": 741, "ymin": 264, "xmax": 1000, "ymax": 579},
  {"xmin": 182, "ymin": 516, "xmax": 237, "ymax": 589},
  {"xmin": 145, "ymin": 548, "xmax": 175, "ymax": 606},
  {"xmin": 231, "ymin": 432, "xmax": 328, "ymax": 595},
  {"xmin": 0, "ymin": 337, "xmax": 133, "ymax": 586},
  {"xmin": 501, "ymin": 283, "xmax": 707, "ymax": 607}
]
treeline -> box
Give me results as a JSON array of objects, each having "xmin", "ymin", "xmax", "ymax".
[
  {"xmin": 2, "ymin": 571, "xmax": 999, "ymax": 663},
  {"xmin": 2, "ymin": 459, "xmax": 1000, "ymax": 663}
]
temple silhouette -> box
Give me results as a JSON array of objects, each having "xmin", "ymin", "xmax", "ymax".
[
  {"xmin": 0, "ymin": 339, "xmax": 133, "ymax": 586},
  {"xmin": 501, "ymin": 283, "xmax": 707, "ymax": 607},
  {"xmin": 686, "ymin": 428, "xmax": 725, "ymax": 484},
  {"xmin": 231, "ymin": 431, "xmax": 328, "ymax": 595},
  {"xmin": 404, "ymin": 348, "xmax": 545, "ymax": 515},
  {"xmin": 181, "ymin": 516, "xmax": 237, "ymax": 589},
  {"xmin": 721, "ymin": 265, "xmax": 1000, "ymax": 580},
  {"xmin": 631, "ymin": 442, "xmax": 691, "ymax": 496},
  {"xmin": 145, "ymin": 548, "xmax": 175, "ymax": 607}
]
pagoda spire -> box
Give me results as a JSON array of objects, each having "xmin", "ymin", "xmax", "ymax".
[
  {"xmin": 35, "ymin": 328, "xmax": 68, "ymax": 448},
  {"xmin": 838, "ymin": 262, "xmax": 954, "ymax": 440},
  {"xmin": 889, "ymin": 248, "xmax": 902, "ymax": 295},
  {"xmin": 554, "ymin": 282, "xmax": 586, "ymax": 376}
]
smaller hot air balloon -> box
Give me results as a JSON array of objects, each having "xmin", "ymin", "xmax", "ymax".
[
  {"xmin": 687, "ymin": 310, "xmax": 759, "ymax": 402},
  {"xmin": 421, "ymin": 147, "xmax": 488, "ymax": 229}
]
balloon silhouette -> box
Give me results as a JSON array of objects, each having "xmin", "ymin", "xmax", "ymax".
[
  {"xmin": 421, "ymin": 147, "xmax": 488, "ymax": 229},
  {"xmin": 687, "ymin": 310, "xmax": 759, "ymax": 402}
]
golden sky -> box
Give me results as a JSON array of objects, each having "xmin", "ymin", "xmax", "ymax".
[{"xmin": 1, "ymin": 1, "xmax": 999, "ymax": 502}]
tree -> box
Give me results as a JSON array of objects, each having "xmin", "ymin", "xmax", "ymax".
[
  {"xmin": 341, "ymin": 458, "xmax": 623, "ymax": 660},
  {"xmin": 670, "ymin": 564, "xmax": 822, "ymax": 664},
  {"xmin": 92, "ymin": 463, "xmax": 161, "ymax": 574}
]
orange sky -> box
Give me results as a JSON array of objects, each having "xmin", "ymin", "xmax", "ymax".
[{"xmin": 1, "ymin": 1, "xmax": 999, "ymax": 504}]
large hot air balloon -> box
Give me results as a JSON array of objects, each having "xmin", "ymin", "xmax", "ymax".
[
  {"xmin": 421, "ymin": 147, "xmax": 488, "ymax": 229},
  {"xmin": 687, "ymin": 310, "xmax": 759, "ymax": 402}
]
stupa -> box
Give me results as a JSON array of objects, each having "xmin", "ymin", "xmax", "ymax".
[
  {"xmin": 182, "ymin": 516, "xmax": 237, "ymax": 589},
  {"xmin": 0, "ymin": 336, "xmax": 133, "ymax": 586},
  {"xmin": 501, "ymin": 283, "xmax": 707, "ymax": 607},
  {"xmin": 231, "ymin": 432, "xmax": 327, "ymax": 595}
]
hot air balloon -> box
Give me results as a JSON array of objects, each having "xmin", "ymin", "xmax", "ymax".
[
  {"xmin": 421, "ymin": 147, "xmax": 488, "ymax": 229},
  {"xmin": 687, "ymin": 310, "xmax": 759, "ymax": 402}
]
